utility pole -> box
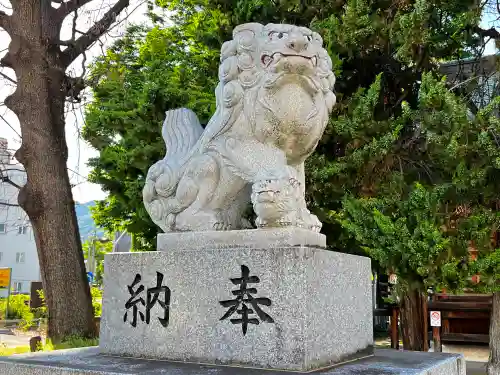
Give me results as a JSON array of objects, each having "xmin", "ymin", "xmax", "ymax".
[
  {"xmin": 113, "ymin": 231, "xmax": 128, "ymax": 252},
  {"xmin": 91, "ymin": 237, "xmax": 96, "ymax": 276},
  {"xmin": 89, "ymin": 231, "xmax": 96, "ymax": 284}
]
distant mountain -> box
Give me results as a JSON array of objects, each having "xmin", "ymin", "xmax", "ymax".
[{"xmin": 75, "ymin": 201, "xmax": 104, "ymax": 241}]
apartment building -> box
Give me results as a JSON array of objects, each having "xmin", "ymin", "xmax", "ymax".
[{"xmin": 0, "ymin": 137, "xmax": 41, "ymax": 295}]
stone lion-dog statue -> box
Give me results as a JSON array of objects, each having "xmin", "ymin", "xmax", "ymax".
[{"xmin": 143, "ymin": 23, "xmax": 336, "ymax": 232}]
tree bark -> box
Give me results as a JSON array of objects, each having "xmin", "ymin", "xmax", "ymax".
[
  {"xmin": 400, "ymin": 289, "xmax": 427, "ymax": 351},
  {"xmin": 488, "ymin": 292, "xmax": 500, "ymax": 375},
  {"xmin": 2, "ymin": 1, "xmax": 95, "ymax": 342}
]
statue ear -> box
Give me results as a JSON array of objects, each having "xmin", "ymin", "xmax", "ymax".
[
  {"xmin": 220, "ymin": 40, "xmax": 237, "ymax": 62},
  {"xmin": 232, "ymin": 23, "xmax": 264, "ymax": 40},
  {"xmin": 312, "ymin": 32, "xmax": 323, "ymax": 45}
]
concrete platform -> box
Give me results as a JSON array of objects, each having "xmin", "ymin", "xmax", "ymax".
[{"xmin": 0, "ymin": 347, "xmax": 466, "ymax": 374}]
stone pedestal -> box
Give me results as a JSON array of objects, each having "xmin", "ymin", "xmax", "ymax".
[
  {"xmin": 99, "ymin": 229, "xmax": 373, "ymax": 371},
  {"xmin": 0, "ymin": 348, "xmax": 467, "ymax": 375},
  {"xmin": 156, "ymin": 228, "xmax": 326, "ymax": 251}
]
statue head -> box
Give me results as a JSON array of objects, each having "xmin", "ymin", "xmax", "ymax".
[{"xmin": 217, "ymin": 23, "xmax": 336, "ymax": 117}]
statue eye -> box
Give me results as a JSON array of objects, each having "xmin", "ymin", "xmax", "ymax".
[
  {"xmin": 305, "ymin": 35, "xmax": 312, "ymax": 42},
  {"xmin": 269, "ymin": 31, "xmax": 287, "ymax": 40}
]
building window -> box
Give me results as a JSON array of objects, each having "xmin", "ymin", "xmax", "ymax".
[
  {"xmin": 13, "ymin": 282, "xmax": 22, "ymax": 293},
  {"xmin": 18, "ymin": 225, "xmax": 28, "ymax": 235},
  {"xmin": 0, "ymin": 223, "xmax": 6, "ymax": 234},
  {"xmin": 15, "ymin": 252, "xmax": 25, "ymax": 264}
]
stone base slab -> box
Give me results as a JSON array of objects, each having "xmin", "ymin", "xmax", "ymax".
[
  {"xmin": 100, "ymin": 246, "xmax": 372, "ymax": 371},
  {"xmin": 157, "ymin": 228, "xmax": 326, "ymax": 252},
  {"xmin": 0, "ymin": 347, "xmax": 467, "ymax": 375}
]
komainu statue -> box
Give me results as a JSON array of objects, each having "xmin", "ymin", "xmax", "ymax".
[{"xmin": 143, "ymin": 23, "xmax": 336, "ymax": 232}]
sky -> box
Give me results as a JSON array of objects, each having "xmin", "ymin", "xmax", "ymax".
[{"xmin": 0, "ymin": 1, "xmax": 498, "ymax": 204}]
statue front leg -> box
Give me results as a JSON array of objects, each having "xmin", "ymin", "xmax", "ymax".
[
  {"xmin": 291, "ymin": 162, "xmax": 322, "ymax": 232},
  {"xmin": 212, "ymin": 137, "xmax": 311, "ymax": 229}
]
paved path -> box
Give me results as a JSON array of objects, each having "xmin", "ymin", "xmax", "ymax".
[
  {"xmin": 467, "ymin": 361, "xmax": 487, "ymax": 375},
  {"xmin": 440, "ymin": 344, "xmax": 488, "ymax": 374},
  {"xmin": 0, "ymin": 329, "xmax": 31, "ymax": 348},
  {"xmin": 443, "ymin": 344, "xmax": 490, "ymax": 362}
]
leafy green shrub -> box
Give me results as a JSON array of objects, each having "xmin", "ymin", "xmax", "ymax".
[
  {"xmin": 44, "ymin": 335, "xmax": 99, "ymax": 350},
  {"xmin": 0, "ymin": 295, "xmax": 34, "ymax": 329},
  {"xmin": 91, "ymin": 287, "xmax": 102, "ymax": 317},
  {"xmin": 32, "ymin": 289, "xmax": 47, "ymax": 320},
  {"xmin": 32, "ymin": 288, "xmax": 101, "ymax": 321}
]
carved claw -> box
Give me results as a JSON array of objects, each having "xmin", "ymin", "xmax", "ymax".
[
  {"xmin": 255, "ymin": 214, "xmax": 297, "ymax": 228},
  {"xmin": 213, "ymin": 222, "xmax": 225, "ymax": 230},
  {"xmin": 213, "ymin": 221, "xmax": 232, "ymax": 231},
  {"xmin": 165, "ymin": 214, "xmax": 176, "ymax": 231},
  {"xmin": 297, "ymin": 210, "xmax": 322, "ymax": 232},
  {"xmin": 308, "ymin": 214, "xmax": 322, "ymax": 232},
  {"xmin": 212, "ymin": 211, "xmax": 232, "ymax": 231}
]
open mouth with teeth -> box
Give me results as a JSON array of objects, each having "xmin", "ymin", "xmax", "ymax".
[{"xmin": 261, "ymin": 52, "xmax": 318, "ymax": 68}]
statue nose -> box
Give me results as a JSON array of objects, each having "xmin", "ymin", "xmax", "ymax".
[{"xmin": 286, "ymin": 35, "xmax": 308, "ymax": 52}]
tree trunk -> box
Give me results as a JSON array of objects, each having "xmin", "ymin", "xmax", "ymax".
[
  {"xmin": 488, "ymin": 292, "xmax": 500, "ymax": 375},
  {"xmin": 400, "ymin": 289, "xmax": 427, "ymax": 351},
  {"xmin": 2, "ymin": 1, "xmax": 95, "ymax": 342}
]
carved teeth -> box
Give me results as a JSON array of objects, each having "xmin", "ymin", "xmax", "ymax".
[
  {"xmin": 262, "ymin": 55, "xmax": 273, "ymax": 66},
  {"xmin": 262, "ymin": 53, "xmax": 317, "ymax": 68}
]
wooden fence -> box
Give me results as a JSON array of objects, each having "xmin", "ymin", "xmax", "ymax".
[{"xmin": 374, "ymin": 294, "xmax": 492, "ymax": 351}]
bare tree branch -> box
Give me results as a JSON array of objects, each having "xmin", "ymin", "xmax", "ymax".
[
  {"xmin": 0, "ymin": 70, "xmax": 16, "ymax": 85},
  {"xmin": 0, "ymin": 112, "xmax": 21, "ymax": 138},
  {"xmin": 449, "ymin": 75, "xmax": 482, "ymax": 91},
  {"xmin": 71, "ymin": 7, "xmax": 78, "ymax": 42},
  {"xmin": 474, "ymin": 26, "xmax": 500, "ymax": 40},
  {"xmin": 0, "ymin": 175, "xmax": 21, "ymax": 190},
  {"xmin": 0, "ymin": 201, "xmax": 19, "ymax": 207},
  {"xmin": 3, "ymin": 168, "xmax": 26, "ymax": 173},
  {"xmin": 104, "ymin": 0, "xmax": 147, "ymax": 35},
  {"xmin": 55, "ymin": 0, "xmax": 95, "ymax": 19},
  {"xmin": 61, "ymin": 0, "xmax": 130, "ymax": 66}
]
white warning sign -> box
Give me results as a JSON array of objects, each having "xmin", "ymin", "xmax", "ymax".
[{"xmin": 430, "ymin": 311, "xmax": 441, "ymax": 327}]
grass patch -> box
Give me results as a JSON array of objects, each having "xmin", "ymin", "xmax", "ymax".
[
  {"xmin": 45, "ymin": 335, "xmax": 99, "ymax": 351},
  {"xmin": 0, "ymin": 345, "xmax": 30, "ymax": 356},
  {"xmin": 0, "ymin": 335, "xmax": 99, "ymax": 357}
]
